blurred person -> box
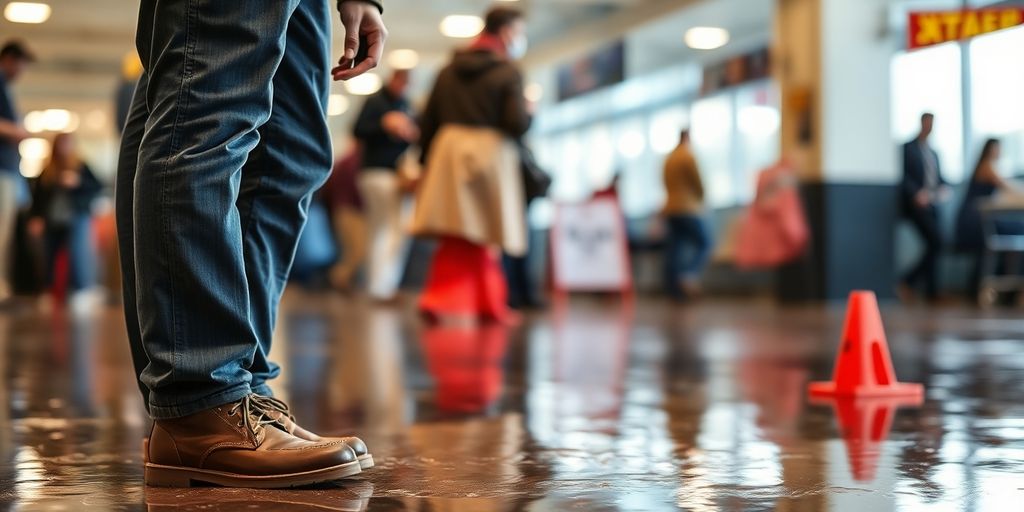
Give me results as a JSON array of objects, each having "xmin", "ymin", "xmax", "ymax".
[
  {"xmin": 954, "ymin": 139, "xmax": 1024, "ymax": 296},
  {"xmin": 28, "ymin": 133, "xmax": 102, "ymax": 297},
  {"xmin": 412, "ymin": 6, "xmax": 531, "ymax": 324},
  {"xmin": 115, "ymin": 0, "xmax": 386, "ymax": 487},
  {"xmin": 324, "ymin": 143, "xmax": 367, "ymax": 292},
  {"xmin": 899, "ymin": 113, "xmax": 951, "ymax": 302},
  {"xmin": 354, "ymin": 69, "xmax": 417, "ymax": 303},
  {"xmin": 662, "ymin": 130, "xmax": 711, "ymax": 300},
  {"xmin": 0, "ymin": 40, "xmax": 34, "ymax": 307}
]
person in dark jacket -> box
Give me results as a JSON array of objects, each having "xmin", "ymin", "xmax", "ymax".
[
  {"xmin": 411, "ymin": 6, "xmax": 531, "ymax": 325},
  {"xmin": 899, "ymin": 113, "xmax": 951, "ymax": 302},
  {"xmin": 28, "ymin": 133, "xmax": 102, "ymax": 294},
  {"xmin": 353, "ymin": 69, "xmax": 418, "ymax": 302}
]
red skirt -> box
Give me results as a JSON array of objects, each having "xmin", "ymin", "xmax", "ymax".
[{"xmin": 419, "ymin": 236, "xmax": 510, "ymax": 322}]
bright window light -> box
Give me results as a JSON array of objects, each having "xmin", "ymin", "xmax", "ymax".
[
  {"xmin": 685, "ymin": 27, "xmax": 730, "ymax": 50},
  {"xmin": 617, "ymin": 129, "xmax": 646, "ymax": 160},
  {"xmin": 441, "ymin": 15, "xmax": 484, "ymax": 39},
  {"xmin": 738, "ymin": 106, "xmax": 780, "ymax": 137},
  {"xmin": 387, "ymin": 49, "xmax": 419, "ymax": 70},
  {"xmin": 19, "ymin": 137, "xmax": 49, "ymax": 178},
  {"xmin": 327, "ymin": 94, "xmax": 350, "ymax": 116},
  {"xmin": 4, "ymin": 2, "xmax": 51, "ymax": 24},
  {"xmin": 343, "ymin": 73, "xmax": 382, "ymax": 96}
]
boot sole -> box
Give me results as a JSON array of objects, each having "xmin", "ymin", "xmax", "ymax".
[
  {"xmin": 146, "ymin": 438, "xmax": 375, "ymax": 470},
  {"xmin": 144, "ymin": 460, "xmax": 363, "ymax": 488}
]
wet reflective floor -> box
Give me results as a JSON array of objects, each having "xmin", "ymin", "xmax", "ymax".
[{"xmin": 1, "ymin": 292, "xmax": 1023, "ymax": 511}]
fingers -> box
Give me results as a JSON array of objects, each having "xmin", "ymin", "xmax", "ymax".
[
  {"xmin": 336, "ymin": 10, "xmax": 363, "ymax": 71},
  {"xmin": 333, "ymin": 4, "xmax": 387, "ymax": 81},
  {"xmin": 333, "ymin": 28, "xmax": 385, "ymax": 80}
]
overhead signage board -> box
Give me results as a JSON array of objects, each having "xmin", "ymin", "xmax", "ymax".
[{"xmin": 909, "ymin": 8, "xmax": 1024, "ymax": 49}]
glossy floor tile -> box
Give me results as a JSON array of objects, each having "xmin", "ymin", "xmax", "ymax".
[{"xmin": 1, "ymin": 291, "xmax": 1023, "ymax": 511}]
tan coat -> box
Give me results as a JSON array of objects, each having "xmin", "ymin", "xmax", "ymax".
[
  {"xmin": 410, "ymin": 125, "xmax": 527, "ymax": 256},
  {"xmin": 662, "ymin": 144, "xmax": 705, "ymax": 215}
]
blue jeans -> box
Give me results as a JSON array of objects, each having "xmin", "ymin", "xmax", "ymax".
[
  {"xmin": 664, "ymin": 215, "xmax": 711, "ymax": 298},
  {"xmin": 116, "ymin": 0, "xmax": 332, "ymax": 419}
]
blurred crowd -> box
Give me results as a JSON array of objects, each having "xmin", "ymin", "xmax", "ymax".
[{"xmin": 1, "ymin": 5, "xmax": 1022, "ymax": 316}]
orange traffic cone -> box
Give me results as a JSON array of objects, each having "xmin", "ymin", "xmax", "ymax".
[{"xmin": 808, "ymin": 291, "xmax": 924, "ymax": 398}]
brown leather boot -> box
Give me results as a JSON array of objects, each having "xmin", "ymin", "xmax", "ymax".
[
  {"xmin": 251, "ymin": 394, "xmax": 375, "ymax": 469},
  {"xmin": 145, "ymin": 394, "xmax": 362, "ymax": 488}
]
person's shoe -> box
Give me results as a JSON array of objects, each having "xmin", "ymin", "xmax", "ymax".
[
  {"xmin": 144, "ymin": 394, "xmax": 362, "ymax": 488},
  {"xmin": 251, "ymin": 394, "xmax": 375, "ymax": 470}
]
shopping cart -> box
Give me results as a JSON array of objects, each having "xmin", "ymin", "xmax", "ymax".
[{"xmin": 977, "ymin": 197, "xmax": 1024, "ymax": 308}]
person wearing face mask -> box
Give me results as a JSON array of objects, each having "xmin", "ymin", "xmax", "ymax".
[{"xmin": 412, "ymin": 6, "xmax": 532, "ymax": 325}]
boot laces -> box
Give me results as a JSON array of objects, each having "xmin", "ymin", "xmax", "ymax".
[
  {"xmin": 250, "ymin": 394, "xmax": 296, "ymax": 423},
  {"xmin": 227, "ymin": 395, "xmax": 280, "ymax": 442}
]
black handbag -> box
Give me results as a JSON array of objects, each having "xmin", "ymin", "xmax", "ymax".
[{"xmin": 519, "ymin": 143, "xmax": 552, "ymax": 203}]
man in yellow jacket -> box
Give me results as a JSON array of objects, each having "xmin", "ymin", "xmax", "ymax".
[{"xmin": 662, "ymin": 130, "xmax": 712, "ymax": 300}]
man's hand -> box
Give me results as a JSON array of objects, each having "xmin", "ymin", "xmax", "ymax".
[
  {"xmin": 914, "ymin": 189, "xmax": 931, "ymax": 208},
  {"xmin": 333, "ymin": 1, "xmax": 387, "ymax": 81},
  {"xmin": 382, "ymin": 111, "xmax": 419, "ymax": 142}
]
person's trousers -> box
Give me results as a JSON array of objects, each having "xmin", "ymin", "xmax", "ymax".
[
  {"xmin": 420, "ymin": 236, "xmax": 509, "ymax": 321},
  {"xmin": 116, "ymin": 0, "xmax": 332, "ymax": 419},
  {"xmin": 0, "ymin": 174, "xmax": 18, "ymax": 301},
  {"xmin": 664, "ymin": 214, "xmax": 712, "ymax": 298},
  {"xmin": 330, "ymin": 206, "xmax": 368, "ymax": 290},
  {"xmin": 902, "ymin": 205, "xmax": 942, "ymax": 299},
  {"xmin": 358, "ymin": 171, "xmax": 410, "ymax": 300}
]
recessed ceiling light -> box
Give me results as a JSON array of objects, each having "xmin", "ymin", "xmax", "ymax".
[
  {"xmin": 343, "ymin": 73, "xmax": 382, "ymax": 96},
  {"xmin": 524, "ymin": 83, "xmax": 543, "ymax": 103},
  {"xmin": 4, "ymin": 2, "xmax": 51, "ymax": 24},
  {"xmin": 685, "ymin": 27, "xmax": 730, "ymax": 50},
  {"xmin": 327, "ymin": 94, "xmax": 350, "ymax": 116},
  {"xmin": 23, "ymin": 109, "xmax": 78, "ymax": 133},
  {"xmin": 387, "ymin": 49, "xmax": 419, "ymax": 70},
  {"xmin": 441, "ymin": 15, "xmax": 484, "ymax": 39}
]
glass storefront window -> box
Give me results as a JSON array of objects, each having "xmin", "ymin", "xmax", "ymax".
[
  {"xmin": 970, "ymin": 25, "xmax": 1024, "ymax": 177},
  {"xmin": 735, "ymin": 83, "xmax": 781, "ymax": 204},
  {"xmin": 691, "ymin": 94, "xmax": 736, "ymax": 209},
  {"xmin": 890, "ymin": 42, "xmax": 964, "ymax": 182}
]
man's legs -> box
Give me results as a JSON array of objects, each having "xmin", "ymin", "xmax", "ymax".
[
  {"xmin": 903, "ymin": 206, "xmax": 942, "ymax": 299},
  {"xmin": 120, "ymin": 0, "xmax": 302, "ymax": 419},
  {"xmin": 0, "ymin": 175, "xmax": 18, "ymax": 301},
  {"xmin": 679, "ymin": 215, "xmax": 712, "ymax": 279},
  {"xmin": 239, "ymin": 0, "xmax": 333, "ymax": 393},
  {"xmin": 663, "ymin": 216, "xmax": 685, "ymax": 299},
  {"xmin": 359, "ymin": 171, "xmax": 408, "ymax": 300},
  {"xmin": 330, "ymin": 206, "xmax": 369, "ymax": 290}
]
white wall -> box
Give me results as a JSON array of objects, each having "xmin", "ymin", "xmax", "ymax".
[{"xmin": 821, "ymin": 0, "xmax": 902, "ymax": 184}]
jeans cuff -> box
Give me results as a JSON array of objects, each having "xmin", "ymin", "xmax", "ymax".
[
  {"xmin": 250, "ymin": 383, "xmax": 274, "ymax": 398},
  {"xmin": 148, "ymin": 383, "xmax": 252, "ymax": 420}
]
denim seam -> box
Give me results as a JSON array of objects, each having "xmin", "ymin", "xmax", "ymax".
[{"xmin": 162, "ymin": 0, "xmax": 199, "ymax": 382}]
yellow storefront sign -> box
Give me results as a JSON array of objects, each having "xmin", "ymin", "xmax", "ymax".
[{"xmin": 910, "ymin": 8, "xmax": 1024, "ymax": 49}]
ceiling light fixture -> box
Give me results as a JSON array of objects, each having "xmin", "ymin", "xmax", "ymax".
[
  {"xmin": 441, "ymin": 15, "xmax": 484, "ymax": 39},
  {"xmin": 685, "ymin": 27, "xmax": 730, "ymax": 50},
  {"xmin": 387, "ymin": 49, "xmax": 419, "ymax": 70},
  {"xmin": 343, "ymin": 73, "xmax": 382, "ymax": 96},
  {"xmin": 4, "ymin": 2, "xmax": 51, "ymax": 24}
]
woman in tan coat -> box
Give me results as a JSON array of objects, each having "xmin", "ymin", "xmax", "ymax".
[{"xmin": 412, "ymin": 6, "xmax": 531, "ymax": 323}]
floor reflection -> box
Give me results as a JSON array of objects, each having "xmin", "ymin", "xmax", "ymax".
[{"xmin": 1, "ymin": 294, "xmax": 1023, "ymax": 510}]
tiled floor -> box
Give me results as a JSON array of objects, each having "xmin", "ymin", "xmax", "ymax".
[{"xmin": 1, "ymin": 291, "xmax": 1023, "ymax": 511}]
